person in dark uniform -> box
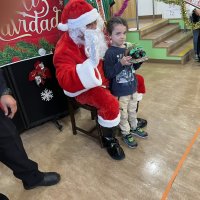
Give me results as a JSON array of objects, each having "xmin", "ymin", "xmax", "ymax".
[{"xmin": 0, "ymin": 70, "xmax": 60, "ymax": 199}]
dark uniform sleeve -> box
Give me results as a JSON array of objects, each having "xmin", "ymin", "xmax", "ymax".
[{"xmin": 0, "ymin": 69, "xmax": 8, "ymax": 97}]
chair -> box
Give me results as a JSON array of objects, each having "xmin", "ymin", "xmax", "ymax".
[{"xmin": 67, "ymin": 97, "xmax": 104, "ymax": 147}]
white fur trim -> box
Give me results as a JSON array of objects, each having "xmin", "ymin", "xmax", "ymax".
[
  {"xmin": 63, "ymin": 88, "xmax": 89, "ymax": 97},
  {"xmin": 98, "ymin": 113, "xmax": 120, "ymax": 128},
  {"xmin": 137, "ymin": 93, "xmax": 143, "ymax": 101},
  {"xmin": 76, "ymin": 59, "xmax": 102, "ymax": 89},
  {"xmin": 58, "ymin": 23, "xmax": 68, "ymax": 31},
  {"xmin": 58, "ymin": 9, "xmax": 99, "ymax": 31}
]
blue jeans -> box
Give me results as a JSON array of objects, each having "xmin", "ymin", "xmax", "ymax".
[{"xmin": 193, "ymin": 29, "xmax": 200, "ymax": 56}]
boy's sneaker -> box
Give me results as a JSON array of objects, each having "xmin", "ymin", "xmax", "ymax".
[
  {"xmin": 122, "ymin": 134, "xmax": 138, "ymax": 148},
  {"xmin": 194, "ymin": 54, "xmax": 199, "ymax": 61},
  {"xmin": 130, "ymin": 127, "xmax": 148, "ymax": 138}
]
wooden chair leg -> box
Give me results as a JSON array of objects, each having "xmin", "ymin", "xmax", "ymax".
[
  {"xmin": 96, "ymin": 117, "xmax": 104, "ymax": 148},
  {"xmin": 91, "ymin": 110, "xmax": 96, "ymax": 120},
  {"xmin": 68, "ymin": 100, "xmax": 77, "ymax": 135},
  {"xmin": 67, "ymin": 97, "xmax": 104, "ymax": 147}
]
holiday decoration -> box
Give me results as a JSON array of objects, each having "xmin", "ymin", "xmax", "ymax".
[
  {"xmin": 38, "ymin": 48, "xmax": 47, "ymax": 56},
  {"xmin": 180, "ymin": 1, "xmax": 200, "ymax": 29},
  {"xmin": 156, "ymin": 0, "xmax": 180, "ymax": 4},
  {"xmin": 41, "ymin": 88, "xmax": 54, "ymax": 101},
  {"xmin": 12, "ymin": 57, "xmax": 21, "ymax": 63},
  {"xmin": 114, "ymin": 0, "xmax": 129, "ymax": 16},
  {"xmin": 29, "ymin": 61, "xmax": 51, "ymax": 86},
  {"xmin": 0, "ymin": 39, "xmax": 54, "ymax": 67},
  {"xmin": 156, "ymin": 0, "xmax": 200, "ymax": 29},
  {"xmin": 0, "ymin": 0, "xmax": 64, "ymax": 67}
]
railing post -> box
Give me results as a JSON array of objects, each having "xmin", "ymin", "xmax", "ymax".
[
  {"xmin": 135, "ymin": 0, "xmax": 139, "ymax": 30},
  {"xmin": 152, "ymin": 0, "xmax": 155, "ymax": 20}
]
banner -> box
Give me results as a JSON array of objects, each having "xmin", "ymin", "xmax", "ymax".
[
  {"xmin": 185, "ymin": 0, "xmax": 200, "ymax": 8},
  {"xmin": 163, "ymin": 4, "xmax": 182, "ymax": 18},
  {"xmin": 0, "ymin": 0, "xmax": 64, "ymax": 67}
]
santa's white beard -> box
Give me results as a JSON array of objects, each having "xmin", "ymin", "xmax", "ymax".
[
  {"xmin": 68, "ymin": 27, "xmax": 86, "ymax": 45},
  {"xmin": 84, "ymin": 28, "xmax": 108, "ymax": 59},
  {"xmin": 69, "ymin": 26, "xmax": 107, "ymax": 60},
  {"xmin": 68, "ymin": 15, "xmax": 107, "ymax": 59}
]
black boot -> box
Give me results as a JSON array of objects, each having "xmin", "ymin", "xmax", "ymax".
[
  {"xmin": 103, "ymin": 137, "xmax": 125, "ymax": 160},
  {"xmin": 136, "ymin": 101, "xmax": 147, "ymax": 128},
  {"xmin": 101, "ymin": 126, "xmax": 125, "ymax": 160},
  {"xmin": 137, "ymin": 118, "xmax": 147, "ymax": 128},
  {"xmin": 0, "ymin": 193, "xmax": 9, "ymax": 200},
  {"xmin": 23, "ymin": 172, "xmax": 60, "ymax": 190}
]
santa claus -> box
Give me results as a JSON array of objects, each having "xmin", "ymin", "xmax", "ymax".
[{"xmin": 53, "ymin": 0, "xmax": 125, "ymax": 160}]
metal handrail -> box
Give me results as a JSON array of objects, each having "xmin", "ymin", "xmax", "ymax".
[
  {"xmin": 135, "ymin": 0, "xmax": 156, "ymax": 30},
  {"xmin": 152, "ymin": 0, "xmax": 155, "ymax": 20},
  {"xmin": 135, "ymin": 0, "xmax": 139, "ymax": 30}
]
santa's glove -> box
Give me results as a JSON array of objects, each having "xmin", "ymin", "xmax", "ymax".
[
  {"xmin": 89, "ymin": 43, "xmax": 100, "ymax": 67},
  {"xmin": 86, "ymin": 58, "xmax": 99, "ymax": 69},
  {"xmin": 85, "ymin": 30, "xmax": 100, "ymax": 68},
  {"xmin": 85, "ymin": 46, "xmax": 100, "ymax": 67}
]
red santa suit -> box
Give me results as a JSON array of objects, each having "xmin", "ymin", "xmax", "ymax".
[
  {"xmin": 53, "ymin": 0, "xmax": 120, "ymax": 128},
  {"xmin": 136, "ymin": 73, "xmax": 146, "ymax": 101}
]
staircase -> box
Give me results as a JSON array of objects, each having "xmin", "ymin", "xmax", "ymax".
[{"xmin": 127, "ymin": 19, "xmax": 193, "ymax": 64}]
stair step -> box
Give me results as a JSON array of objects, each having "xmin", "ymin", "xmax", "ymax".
[
  {"xmin": 169, "ymin": 38, "xmax": 193, "ymax": 57},
  {"xmin": 129, "ymin": 18, "xmax": 193, "ymax": 64},
  {"xmin": 141, "ymin": 24, "xmax": 180, "ymax": 46},
  {"xmin": 140, "ymin": 19, "xmax": 169, "ymax": 37},
  {"xmin": 148, "ymin": 39, "xmax": 193, "ymax": 64},
  {"xmin": 154, "ymin": 31, "xmax": 192, "ymax": 54}
]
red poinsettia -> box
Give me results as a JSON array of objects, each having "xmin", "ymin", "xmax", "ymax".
[
  {"xmin": 12, "ymin": 56, "xmax": 20, "ymax": 62},
  {"xmin": 29, "ymin": 60, "xmax": 51, "ymax": 86}
]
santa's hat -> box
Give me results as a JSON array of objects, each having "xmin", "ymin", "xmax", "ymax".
[{"xmin": 58, "ymin": 0, "xmax": 99, "ymax": 31}]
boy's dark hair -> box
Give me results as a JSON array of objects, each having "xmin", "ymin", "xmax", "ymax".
[{"xmin": 106, "ymin": 16, "xmax": 128, "ymax": 35}]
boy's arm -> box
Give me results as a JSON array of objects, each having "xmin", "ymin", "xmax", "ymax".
[{"xmin": 103, "ymin": 51, "xmax": 124, "ymax": 79}]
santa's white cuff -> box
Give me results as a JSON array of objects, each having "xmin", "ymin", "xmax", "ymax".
[
  {"xmin": 63, "ymin": 88, "xmax": 89, "ymax": 97},
  {"xmin": 76, "ymin": 59, "xmax": 102, "ymax": 89},
  {"xmin": 58, "ymin": 9, "xmax": 99, "ymax": 31},
  {"xmin": 98, "ymin": 113, "xmax": 120, "ymax": 128},
  {"xmin": 137, "ymin": 93, "xmax": 143, "ymax": 101}
]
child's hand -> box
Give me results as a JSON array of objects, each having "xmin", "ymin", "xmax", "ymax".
[{"xmin": 120, "ymin": 56, "xmax": 132, "ymax": 66}]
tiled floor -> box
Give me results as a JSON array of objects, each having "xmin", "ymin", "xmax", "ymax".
[{"xmin": 1, "ymin": 60, "xmax": 200, "ymax": 200}]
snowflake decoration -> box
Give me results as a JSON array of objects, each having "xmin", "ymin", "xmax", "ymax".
[
  {"xmin": 59, "ymin": 0, "xmax": 63, "ymax": 6},
  {"xmin": 41, "ymin": 89, "xmax": 53, "ymax": 101}
]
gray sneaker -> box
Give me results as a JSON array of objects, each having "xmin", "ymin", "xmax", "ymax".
[
  {"xmin": 122, "ymin": 134, "xmax": 138, "ymax": 148},
  {"xmin": 130, "ymin": 127, "xmax": 148, "ymax": 138},
  {"xmin": 194, "ymin": 54, "xmax": 199, "ymax": 61}
]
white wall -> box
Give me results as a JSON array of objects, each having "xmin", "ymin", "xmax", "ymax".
[
  {"xmin": 137, "ymin": 0, "xmax": 181, "ymax": 18},
  {"xmin": 137, "ymin": 0, "xmax": 154, "ymax": 16}
]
